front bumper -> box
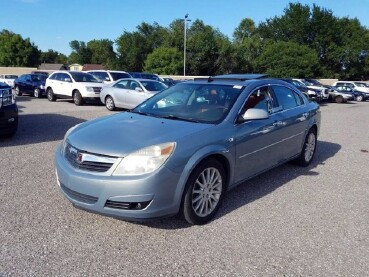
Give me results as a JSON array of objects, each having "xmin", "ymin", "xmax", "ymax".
[
  {"xmin": 55, "ymin": 145, "xmax": 183, "ymax": 220},
  {"xmin": 0, "ymin": 104, "xmax": 18, "ymax": 136}
]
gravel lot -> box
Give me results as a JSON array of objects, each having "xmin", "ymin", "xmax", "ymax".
[{"xmin": 1, "ymin": 97, "xmax": 368, "ymax": 276}]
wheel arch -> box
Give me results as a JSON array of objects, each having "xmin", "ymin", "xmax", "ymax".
[
  {"xmin": 105, "ymin": 94, "xmax": 113, "ymax": 103},
  {"xmin": 174, "ymin": 149, "xmax": 233, "ymax": 214},
  {"xmin": 72, "ymin": 88, "xmax": 80, "ymax": 96}
]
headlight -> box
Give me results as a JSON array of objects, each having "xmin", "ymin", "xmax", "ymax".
[
  {"xmin": 86, "ymin": 87, "xmax": 94, "ymax": 92},
  {"xmin": 40, "ymin": 85, "xmax": 45, "ymax": 89},
  {"xmin": 113, "ymin": 142, "xmax": 176, "ymax": 176},
  {"xmin": 61, "ymin": 124, "xmax": 80, "ymax": 155}
]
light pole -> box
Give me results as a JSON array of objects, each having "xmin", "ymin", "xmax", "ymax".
[{"xmin": 183, "ymin": 14, "xmax": 191, "ymax": 76}]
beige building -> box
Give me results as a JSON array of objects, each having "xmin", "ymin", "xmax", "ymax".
[{"xmin": 69, "ymin": 64, "xmax": 83, "ymax": 71}]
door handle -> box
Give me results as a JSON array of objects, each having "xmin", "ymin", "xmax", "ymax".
[{"xmin": 273, "ymin": 121, "xmax": 284, "ymax": 127}]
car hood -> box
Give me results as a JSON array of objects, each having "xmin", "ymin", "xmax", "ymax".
[
  {"xmin": 77, "ymin": 82, "xmax": 104, "ymax": 87},
  {"xmin": 68, "ymin": 112, "xmax": 213, "ymax": 157},
  {"xmin": 307, "ymin": 85, "xmax": 325, "ymax": 91}
]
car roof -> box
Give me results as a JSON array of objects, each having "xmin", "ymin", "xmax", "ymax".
[{"xmin": 87, "ymin": 70, "xmax": 129, "ymax": 73}]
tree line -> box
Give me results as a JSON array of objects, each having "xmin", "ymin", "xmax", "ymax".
[{"xmin": 1, "ymin": 3, "xmax": 369, "ymax": 80}]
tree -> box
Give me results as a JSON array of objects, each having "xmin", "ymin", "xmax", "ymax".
[
  {"xmin": 115, "ymin": 22, "xmax": 169, "ymax": 71},
  {"xmin": 68, "ymin": 40, "xmax": 92, "ymax": 65},
  {"xmin": 186, "ymin": 20, "xmax": 228, "ymax": 75},
  {"xmin": 255, "ymin": 3, "xmax": 369, "ymax": 78},
  {"xmin": 0, "ymin": 29, "xmax": 40, "ymax": 67},
  {"xmin": 40, "ymin": 49, "xmax": 67, "ymax": 64},
  {"xmin": 255, "ymin": 41, "xmax": 320, "ymax": 78},
  {"xmin": 87, "ymin": 39, "xmax": 117, "ymax": 68},
  {"xmin": 233, "ymin": 18, "xmax": 257, "ymax": 43},
  {"xmin": 144, "ymin": 47, "xmax": 183, "ymax": 74}
]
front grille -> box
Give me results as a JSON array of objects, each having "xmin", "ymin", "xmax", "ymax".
[
  {"xmin": 65, "ymin": 143, "xmax": 116, "ymax": 173},
  {"xmin": 105, "ymin": 200, "xmax": 151, "ymax": 210},
  {"xmin": 60, "ymin": 182, "xmax": 98, "ymax": 204}
]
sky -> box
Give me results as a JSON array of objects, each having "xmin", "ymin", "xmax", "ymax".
[{"xmin": 1, "ymin": 0, "xmax": 369, "ymax": 56}]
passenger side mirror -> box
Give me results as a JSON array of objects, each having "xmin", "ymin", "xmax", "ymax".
[
  {"xmin": 105, "ymin": 77, "xmax": 110, "ymax": 81},
  {"xmin": 64, "ymin": 78, "xmax": 72, "ymax": 82},
  {"xmin": 135, "ymin": 87, "xmax": 143, "ymax": 92},
  {"xmin": 242, "ymin": 108, "xmax": 269, "ymax": 121}
]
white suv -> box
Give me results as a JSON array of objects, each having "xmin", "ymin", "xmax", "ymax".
[
  {"xmin": 86, "ymin": 70, "xmax": 131, "ymax": 84},
  {"xmin": 0, "ymin": 74, "xmax": 18, "ymax": 88},
  {"xmin": 45, "ymin": 71, "xmax": 104, "ymax": 105}
]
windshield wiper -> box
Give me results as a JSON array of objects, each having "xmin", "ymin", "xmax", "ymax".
[
  {"xmin": 130, "ymin": 110, "xmax": 152, "ymax": 116},
  {"xmin": 161, "ymin": 115, "xmax": 200, "ymax": 123}
]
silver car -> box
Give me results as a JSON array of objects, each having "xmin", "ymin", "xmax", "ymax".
[
  {"xmin": 100, "ymin": 78, "xmax": 168, "ymax": 110},
  {"xmin": 55, "ymin": 74, "xmax": 321, "ymax": 225}
]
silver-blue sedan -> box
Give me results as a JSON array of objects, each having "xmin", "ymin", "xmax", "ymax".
[
  {"xmin": 100, "ymin": 78, "xmax": 167, "ymax": 110},
  {"xmin": 55, "ymin": 74, "xmax": 321, "ymax": 225}
]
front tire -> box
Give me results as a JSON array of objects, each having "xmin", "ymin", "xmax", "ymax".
[
  {"xmin": 182, "ymin": 159, "xmax": 226, "ymax": 225},
  {"xmin": 356, "ymin": 95, "xmax": 364, "ymax": 102},
  {"xmin": 73, "ymin": 90, "xmax": 84, "ymax": 106},
  {"xmin": 105, "ymin": 96, "xmax": 115, "ymax": 111},
  {"xmin": 15, "ymin": 86, "xmax": 22, "ymax": 96},
  {"xmin": 293, "ymin": 128, "xmax": 317, "ymax": 167},
  {"xmin": 34, "ymin": 88, "xmax": 41, "ymax": 98},
  {"xmin": 47, "ymin": 88, "xmax": 56, "ymax": 101},
  {"xmin": 335, "ymin": 95, "xmax": 344, "ymax": 103}
]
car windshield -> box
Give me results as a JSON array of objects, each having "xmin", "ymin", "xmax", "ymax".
[
  {"xmin": 354, "ymin": 82, "xmax": 367, "ymax": 87},
  {"xmin": 132, "ymin": 83, "xmax": 243, "ymax": 124},
  {"xmin": 70, "ymin": 72, "xmax": 101, "ymax": 83},
  {"xmin": 305, "ymin": 79, "xmax": 322, "ymax": 86},
  {"xmin": 110, "ymin": 72, "xmax": 131, "ymax": 81},
  {"xmin": 289, "ymin": 79, "xmax": 307, "ymax": 88},
  {"xmin": 31, "ymin": 75, "xmax": 47, "ymax": 82},
  {"xmin": 140, "ymin": 80, "xmax": 168, "ymax": 91}
]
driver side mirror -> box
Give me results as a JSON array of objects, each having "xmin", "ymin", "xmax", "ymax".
[{"xmin": 135, "ymin": 87, "xmax": 143, "ymax": 92}]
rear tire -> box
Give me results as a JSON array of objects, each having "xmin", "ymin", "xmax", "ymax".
[
  {"xmin": 73, "ymin": 90, "xmax": 84, "ymax": 106},
  {"xmin": 47, "ymin": 88, "xmax": 56, "ymax": 101},
  {"xmin": 293, "ymin": 128, "xmax": 317, "ymax": 167},
  {"xmin": 181, "ymin": 159, "xmax": 226, "ymax": 225}
]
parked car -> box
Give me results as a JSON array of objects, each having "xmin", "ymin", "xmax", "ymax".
[
  {"xmin": 294, "ymin": 79, "xmax": 330, "ymax": 100},
  {"xmin": 162, "ymin": 78, "xmax": 183, "ymax": 87},
  {"xmin": 55, "ymin": 74, "xmax": 321, "ymax": 225},
  {"xmin": 100, "ymin": 78, "xmax": 168, "ymax": 111},
  {"xmin": 332, "ymin": 81, "xmax": 369, "ymax": 94},
  {"xmin": 333, "ymin": 81, "xmax": 369, "ymax": 101},
  {"xmin": 332, "ymin": 85, "xmax": 368, "ymax": 102},
  {"xmin": 327, "ymin": 87, "xmax": 354, "ymax": 103},
  {"xmin": 281, "ymin": 78, "xmax": 323, "ymax": 102},
  {"xmin": 14, "ymin": 74, "xmax": 47, "ymax": 98},
  {"xmin": 31, "ymin": 71, "xmax": 49, "ymax": 77},
  {"xmin": 86, "ymin": 70, "xmax": 131, "ymax": 84},
  {"xmin": 45, "ymin": 71, "xmax": 104, "ymax": 105},
  {"xmin": 0, "ymin": 82, "xmax": 18, "ymax": 137},
  {"xmin": 129, "ymin": 72, "xmax": 164, "ymax": 82},
  {"xmin": 0, "ymin": 74, "xmax": 18, "ymax": 88}
]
